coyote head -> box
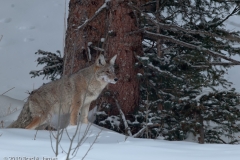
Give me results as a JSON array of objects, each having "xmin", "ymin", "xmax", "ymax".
[{"xmin": 95, "ymin": 54, "xmax": 118, "ymax": 84}]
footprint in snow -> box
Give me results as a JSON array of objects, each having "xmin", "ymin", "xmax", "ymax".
[
  {"xmin": 18, "ymin": 26, "xmax": 36, "ymax": 30},
  {"xmin": 24, "ymin": 38, "xmax": 35, "ymax": 42},
  {"xmin": 0, "ymin": 18, "xmax": 12, "ymax": 23}
]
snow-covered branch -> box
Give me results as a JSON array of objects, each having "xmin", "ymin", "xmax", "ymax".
[
  {"xmin": 133, "ymin": 124, "xmax": 160, "ymax": 138},
  {"xmin": 212, "ymin": 5, "xmax": 240, "ymax": 27},
  {"xmin": 144, "ymin": 31, "xmax": 240, "ymax": 65},
  {"xmin": 88, "ymin": 44, "xmax": 105, "ymax": 52},
  {"xmin": 128, "ymin": 2, "xmax": 240, "ymax": 43},
  {"xmin": 148, "ymin": 63, "xmax": 184, "ymax": 81}
]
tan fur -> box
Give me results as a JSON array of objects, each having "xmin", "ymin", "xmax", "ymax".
[
  {"xmin": 8, "ymin": 54, "xmax": 117, "ymax": 129},
  {"xmin": 25, "ymin": 117, "xmax": 41, "ymax": 129}
]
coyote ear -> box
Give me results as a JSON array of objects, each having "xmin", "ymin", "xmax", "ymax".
[
  {"xmin": 110, "ymin": 55, "xmax": 117, "ymax": 65},
  {"xmin": 96, "ymin": 54, "xmax": 106, "ymax": 66}
]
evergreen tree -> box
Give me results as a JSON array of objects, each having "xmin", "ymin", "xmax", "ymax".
[
  {"xmin": 97, "ymin": 0, "xmax": 240, "ymax": 143},
  {"xmin": 29, "ymin": 50, "xmax": 63, "ymax": 81},
  {"xmin": 131, "ymin": 0, "xmax": 240, "ymax": 143}
]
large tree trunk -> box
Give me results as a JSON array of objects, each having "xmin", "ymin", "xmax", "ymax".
[
  {"xmin": 64, "ymin": 0, "xmax": 142, "ymax": 115},
  {"xmin": 64, "ymin": 0, "xmax": 106, "ymax": 74}
]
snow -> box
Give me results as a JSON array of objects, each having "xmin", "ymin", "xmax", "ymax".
[
  {"xmin": 1, "ymin": 0, "xmax": 240, "ymax": 159},
  {"xmin": 0, "ymin": 0, "xmax": 66, "ymax": 100},
  {"xmin": 1, "ymin": 95, "xmax": 240, "ymax": 160},
  {"xmin": 100, "ymin": 38, "xmax": 105, "ymax": 42}
]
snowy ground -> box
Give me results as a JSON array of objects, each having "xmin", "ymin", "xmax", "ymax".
[
  {"xmin": 1, "ymin": 0, "xmax": 240, "ymax": 159},
  {"xmin": 1, "ymin": 95, "xmax": 240, "ymax": 160}
]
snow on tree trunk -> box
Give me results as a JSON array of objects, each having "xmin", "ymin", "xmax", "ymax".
[{"xmin": 64, "ymin": 0, "xmax": 142, "ymax": 114}]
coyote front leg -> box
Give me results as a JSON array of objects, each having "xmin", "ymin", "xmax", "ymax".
[
  {"xmin": 70, "ymin": 94, "xmax": 81, "ymax": 125},
  {"xmin": 80, "ymin": 103, "xmax": 90, "ymax": 124}
]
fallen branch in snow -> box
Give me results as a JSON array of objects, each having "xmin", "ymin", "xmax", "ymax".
[
  {"xmin": 133, "ymin": 124, "xmax": 161, "ymax": 138},
  {"xmin": 113, "ymin": 96, "xmax": 133, "ymax": 137},
  {"xmin": 229, "ymin": 139, "xmax": 239, "ymax": 144}
]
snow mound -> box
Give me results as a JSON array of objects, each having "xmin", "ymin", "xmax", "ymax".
[{"xmin": 0, "ymin": 95, "xmax": 24, "ymax": 127}]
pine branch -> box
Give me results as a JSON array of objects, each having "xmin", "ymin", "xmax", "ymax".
[
  {"xmin": 30, "ymin": 50, "xmax": 63, "ymax": 80},
  {"xmin": 141, "ymin": 1, "xmax": 156, "ymax": 7},
  {"xmin": 211, "ymin": 5, "xmax": 240, "ymax": 27},
  {"xmin": 209, "ymin": 62, "xmax": 240, "ymax": 66},
  {"xmin": 148, "ymin": 79, "xmax": 176, "ymax": 100},
  {"xmin": 144, "ymin": 31, "xmax": 240, "ymax": 65},
  {"xmin": 128, "ymin": 2, "xmax": 240, "ymax": 43},
  {"xmin": 148, "ymin": 63, "xmax": 184, "ymax": 81}
]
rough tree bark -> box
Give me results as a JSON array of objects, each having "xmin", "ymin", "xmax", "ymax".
[{"xmin": 64, "ymin": 0, "xmax": 142, "ymax": 115}]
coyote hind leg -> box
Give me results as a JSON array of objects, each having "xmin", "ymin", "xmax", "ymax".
[{"xmin": 25, "ymin": 117, "xmax": 42, "ymax": 129}]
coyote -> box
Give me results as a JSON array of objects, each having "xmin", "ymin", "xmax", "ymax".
[{"xmin": 8, "ymin": 54, "xmax": 118, "ymax": 129}]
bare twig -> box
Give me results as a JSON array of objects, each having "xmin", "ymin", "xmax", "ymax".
[
  {"xmin": 213, "ymin": 5, "xmax": 240, "ymax": 27},
  {"xmin": 72, "ymin": 123, "xmax": 92, "ymax": 156},
  {"xmin": 1, "ymin": 121, "xmax": 4, "ymax": 128},
  {"xmin": 34, "ymin": 130, "xmax": 38, "ymax": 140},
  {"xmin": 77, "ymin": 1, "xmax": 109, "ymax": 31},
  {"xmin": 65, "ymin": 75, "xmax": 94, "ymax": 160},
  {"xmin": 1, "ymin": 87, "xmax": 15, "ymax": 95},
  {"xmin": 81, "ymin": 129, "xmax": 102, "ymax": 160},
  {"xmin": 113, "ymin": 96, "xmax": 132, "ymax": 137},
  {"xmin": 63, "ymin": 0, "xmax": 67, "ymax": 52}
]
